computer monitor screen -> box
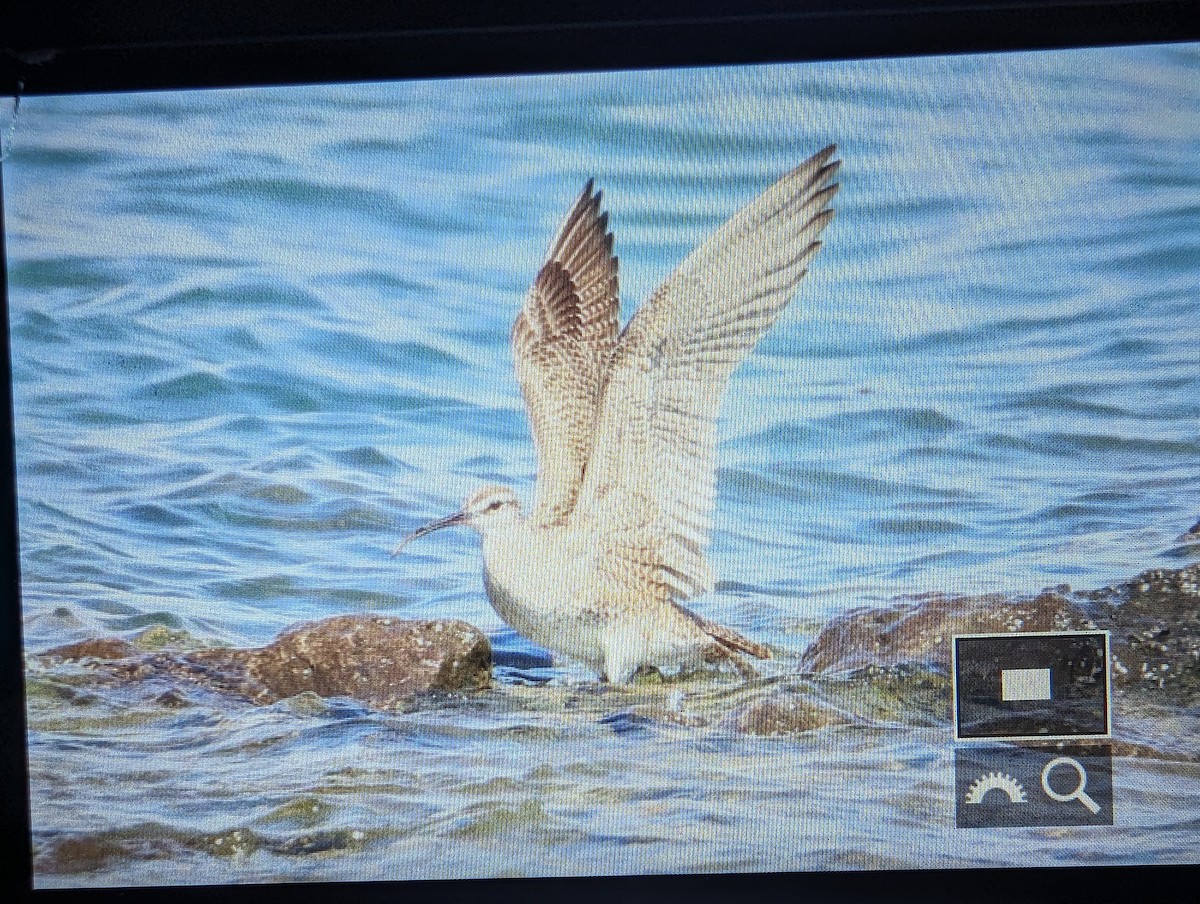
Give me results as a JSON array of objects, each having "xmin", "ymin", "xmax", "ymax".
[{"xmin": 4, "ymin": 39, "xmax": 1199, "ymax": 888}]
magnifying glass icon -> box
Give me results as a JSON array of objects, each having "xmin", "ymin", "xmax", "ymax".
[{"xmin": 1041, "ymin": 756, "xmax": 1100, "ymax": 814}]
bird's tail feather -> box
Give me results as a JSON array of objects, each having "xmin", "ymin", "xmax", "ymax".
[{"xmin": 673, "ymin": 602, "xmax": 772, "ymax": 660}]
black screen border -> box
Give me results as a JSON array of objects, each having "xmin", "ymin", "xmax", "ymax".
[
  {"xmin": 4, "ymin": 0, "xmax": 1200, "ymax": 96},
  {"xmin": 3, "ymin": 1, "xmax": 1199, "ymax": 902}
]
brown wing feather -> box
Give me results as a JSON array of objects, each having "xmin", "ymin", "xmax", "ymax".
[{"xmin": 512, "ymin": 181, "xmax": 620, "ymax": 525}]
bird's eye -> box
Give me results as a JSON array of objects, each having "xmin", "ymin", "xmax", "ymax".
[{"xmin": 486, "ymin": 501, "xmax": 503, "ymax": 512}]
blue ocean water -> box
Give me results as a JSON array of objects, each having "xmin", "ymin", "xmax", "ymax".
[{"xmin": 6, "ymin": 43, "xmax": 1200, "ymax": 885}]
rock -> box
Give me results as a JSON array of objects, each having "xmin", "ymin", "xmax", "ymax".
[
  {"xmin": 44, "ymin": 616, "xmax": 493, "ymax": 710},
  {"xmin": 233, "ymin": 615, "xmax": 492, "ymax": 707},
  {"xmin": 132, "ymin": 625, "xmax": 201, "ymax": 652},
  {"xmin": 794, "ymin": 564, "xmax": 1200, "ymax": 757},
  {"xmin": 727, "ymin": 690, "xmax": 857, "ymax": 736},
  {"xmin": 801, "ymin": 567, "xmax": 1200, "ymax": 703},
  {"xmin": 24, "ymin": 605, "xmax": 85, "ymax": 635},
  {"xmin": 830, "ymin": 665, "xmax": 954, "ymax": 727},
  {"xmin": 42, "ymin": 637, "xmax": 139, "ymax": 661},
  {"xmin": 153, "ymin": 689, "xmax": 192, "ymax": 708},
  {"xmin": 800, "ymin": 588, "xmax": 1094, "ymax": 674},
  {"xmin": 1084, "ymin": 564, "xmax": 1200, "ymax": 702},
  {"xmin": 35, "ymin": 834, "xmax": 142, "ymax": 875}
]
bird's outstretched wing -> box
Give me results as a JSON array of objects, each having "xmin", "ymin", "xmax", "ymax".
[
  {"xmin": 512, "ymin": 180, "xmax": 620, "ymax": 525},
  {"xmin": 575, "ymin": 145, "xmax": 840, "ymax": 600}
]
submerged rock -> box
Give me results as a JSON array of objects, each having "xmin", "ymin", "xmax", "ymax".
[
  {"xmin": 131, "ymin": 624, "xmax": 203, "ymax": 652},
  {"xmin": 153, "ymin": 689, "xmax": 192, "ymax": 709},
  {"xmin": 43, "ymin": 637, "xmax": 140, "ymax": 662},
  {"xmin": 23, "ymin": 605, "xmax": 87, "ymax": 637},
  {"xmin": 40, "ymin": 615, "xmax": 492, "ymax": 710},
  {"xmin": 726, "ymin": 689, "xmax": 858, "ymax": 736}
]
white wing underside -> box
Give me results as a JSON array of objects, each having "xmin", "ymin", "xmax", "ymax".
[{"xmin": 513, "ymin": 145, "xmax": 840, "ymax": 603}]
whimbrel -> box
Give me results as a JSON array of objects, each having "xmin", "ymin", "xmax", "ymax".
[{"xmin": 396, "ymin": 145, "xmax": 839, "ymax": 682}]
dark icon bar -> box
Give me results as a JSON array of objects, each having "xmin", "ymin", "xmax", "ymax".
[{"xmin": 955, "ymin": 744, "xmax": 1114, "ymax": 828}]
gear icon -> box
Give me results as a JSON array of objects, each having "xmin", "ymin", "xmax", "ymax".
[{"xmin": 965, "ymin": 771, "xmax": 1027, "ymax": 804}]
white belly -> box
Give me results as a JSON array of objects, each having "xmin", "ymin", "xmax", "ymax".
[
  {"xmin": 481, "ymin": 525, "xmax": 607, "ymax": 671},
  {"xmin": 479, "ymin": 523, "xmax": 708, "ymax": 681}
]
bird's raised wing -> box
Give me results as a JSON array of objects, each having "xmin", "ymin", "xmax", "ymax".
[
  {"xmin": 576, "ymin": 145, "xmax": 840, "ymax": 600},
  {"xmin": 512, "ymin": 180, "xmax": 620, "ymax": 525}
]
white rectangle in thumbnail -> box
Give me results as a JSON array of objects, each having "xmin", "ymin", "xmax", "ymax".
[{"xmin": 1001, "ymin": 667, "xmax": 1051, "ymax": 702}]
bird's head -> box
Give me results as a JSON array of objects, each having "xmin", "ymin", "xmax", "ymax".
[{"xmin": 391, "ymin": 484, "xmax": 522, "ymax": 556}]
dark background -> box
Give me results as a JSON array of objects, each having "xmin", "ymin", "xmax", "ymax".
[{"xmin": 3, "ymin": 1, "xmax": 1199, "ymax": 902}]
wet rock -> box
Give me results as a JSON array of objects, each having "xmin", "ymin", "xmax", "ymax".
[
  {"xmin": 800, "ymin": 567, "xmax": 1200, "ymax": 705},
  {"xmin": 132, "ymin": 625, "xmax": 201, "ymax": 652},
  {"xmin": 830, "ymin": 665, "xmax": 954, "ymax": 727},
  {"xmin": 45, "ymin": 616, "xmax": 493, "ymax": 710},
  {"xmin": 35, "ymin": 834, "xmax": 144, "ymax": 875},
  {"xmin": 280, "ymin": 690, "xmax": 342, "ymax": 716},
  {"xmin": 42, "ymin": 637, "xmax": 140, "ymax": 662},
  {"xmin": 25, "ymin": 676, "xmax": 99, "ymax": 706},
  {"xmin": 800, "ymin": 588, "xmax": 1093, "ymax": 674},
  {"xmin": 260, "ymin": 795, "xmax": 334, "ymax": 827},
  {"xmin": 796, "ymin": 564, "xmax": 1200, "ymax": 756},
  {"xmin": 205, "ymin": 828, "xmax": 262, "ymax": 858},
  {"xmin": 1084, "ymin": 564, "xmax": 1200, "ymax": 703},
  {"xmin": 598, "ymin": 710, "xmax": 657, "ymax": 735},
  {"xmin": 727, "ymin": 689, "xmax": 857, "ymax": 736},
  {"xmin": 233, "ymin": 615, "xmax": 492, "ymax": 707},
  {"xmin": 722, "ymin": 668, "xmax": 952, "ymax": 738},
  {"xmin": 275, "ymin": 830, "xmax": 362, "ymax": 856},
  {"xmin": 24, "ymin": 605, "xmax": 86, "ymax": 636},
  {"xmin": 153, "ymin": 689, "xmax": 191, "ymax": 708},
  {"xmin": 1116, "ymin": 698, "xmax": 1200, "ymax": 761}
]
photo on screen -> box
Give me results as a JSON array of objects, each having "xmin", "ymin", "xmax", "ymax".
[{"xmin": 4, "ymin": 41, "xmax": 1199, "ymax": 887}]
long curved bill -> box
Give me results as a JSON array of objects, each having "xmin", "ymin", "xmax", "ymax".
[{"xmin": 391, "ymin": 510, "xmax": 468, "ymax": 557}]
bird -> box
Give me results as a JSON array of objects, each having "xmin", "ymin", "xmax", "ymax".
[{"xmin": 394, "ymin": 145, "xmax": 840, "ymax": 683}]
